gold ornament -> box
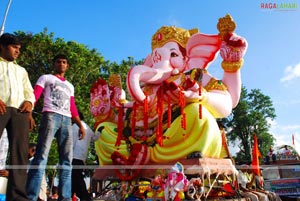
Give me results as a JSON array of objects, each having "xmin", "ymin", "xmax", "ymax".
[
  {"xmin": 151, "ymin": 26, "xmax": 198, "ymax": 50},
  {"xmin": 108, "ymin": 74, "xmax": 122, "ymax": 88},
  {"xmin": 217, "ymin": 14, "xmax": 236, "ymax": 41},
  {"xmin": 204, "ymin": 78, "xmax": 228, "ymax": 92},
  {"xmin": 221, "ymin": 59, "xmax": 244, "ymax": 72}
]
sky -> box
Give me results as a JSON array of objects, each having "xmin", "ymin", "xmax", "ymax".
[{"xmin": 1, "ymin": 0, "xmax": 300, "ymax": 154}]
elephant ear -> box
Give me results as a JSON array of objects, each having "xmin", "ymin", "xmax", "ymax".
[
  {"xmin": 186, "ymin": 33, "xmax": 221, "ymax": 71},
  {"xmin": 143, "ymin": 54, "xmax": 153, "ymax": 67}
]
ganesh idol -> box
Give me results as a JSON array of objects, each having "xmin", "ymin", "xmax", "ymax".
[{"xmin": 90, "ymin": 14, "xmax": 248, "ymax": 173}]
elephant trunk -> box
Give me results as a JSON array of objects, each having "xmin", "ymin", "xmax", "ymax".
[{"xmin": 127, "ymin": 64, "xmax": 172, "ymax": 102}]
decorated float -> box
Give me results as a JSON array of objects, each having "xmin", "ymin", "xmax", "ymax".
[
  {"xmin": 90, "ymin": 14, "xmax": 251, "ymax": 200},
  {"xmin": 262, "ymin": 144, "xmax": 300, "ymax": 198}
]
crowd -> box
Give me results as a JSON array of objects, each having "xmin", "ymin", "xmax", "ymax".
[
  {"xmin": 0, "ymin": 33, "xmax": 99, "ymax": 201},
  {"xmin": 265, "ymin": 145, "xmax": 294, "ymax": 165}
]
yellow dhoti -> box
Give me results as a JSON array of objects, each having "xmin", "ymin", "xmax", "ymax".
[{"xmin": 95, "ymin": 103, "xmax": 229, "ymax": 165}]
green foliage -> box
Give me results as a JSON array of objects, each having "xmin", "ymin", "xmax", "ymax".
[{"xmin": 223, "ymin": 86, "xmax": 276, "ymax": 164}]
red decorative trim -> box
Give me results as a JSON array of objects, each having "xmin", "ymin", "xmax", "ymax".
[
  {"xmin": 143, "ymin": 95, "xmax": 149, "ymax": 132},
  {"xmin": 167, "ymin": 95, "xmax": 171, "ymax": 128},
  {"xmin": 156, "ymin": 87, "xmax": 164, "ymax": 146},
  {"xmin": 179, "ymin": 89, "xmax": 186, "ymax": 130},
  {"xmin": 131, "ymin": 102, "xmax": 137, "ymax": 138},
  {"xmin": 199, "ymin": 86, "xmax": 202, "ymax": 119},
  {"xmin": 112, "ymin": 144, "xmax": 148, "ymax": 181},
  {"xmin": 115, "ymin": 106, "xmax": 124, "ymax": 146}
]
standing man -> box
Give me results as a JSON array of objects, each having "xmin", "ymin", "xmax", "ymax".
[
  {"xmin": 27, "ymin": 54, "xmax": 85, "ymax": 201},
  {"xmin": 0, "ymin": 33, "xmax": 35, "ymax": 201},
  {"xmin": 72, "ymin": 111, "xmax": 100, "ymax": 201}
]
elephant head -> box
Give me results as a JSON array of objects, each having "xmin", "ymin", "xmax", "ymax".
[{"xmin": 127, "ymin": 26, "xmax": 221, "ymax": 103}]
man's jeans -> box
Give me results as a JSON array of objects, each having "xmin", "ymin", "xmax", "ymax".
[{"xmin": 27, "ymin": 112, "xmax": 73, "ymax": 201}]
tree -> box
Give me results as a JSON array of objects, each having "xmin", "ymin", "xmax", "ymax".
[
  {"xmin": 222, "ymin": 86, "xmax": 276, "ymax": 164},
  {"xmin": 14, "ymin": 29, "xmax": 142, "ymax": 184}
]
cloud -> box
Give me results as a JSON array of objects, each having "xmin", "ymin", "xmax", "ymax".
[
  {"xmin": 270, "ymin": 120, "xmax": 300, "ymax": 134},
  {"xmin": 167, "ymin": 17, "xmax": 181, "ymax": 27},
  {"xmin": 268, "ymin": 118, "xmax": 277, "ymax": 127},
  {"xmin": 280, "ymin": 62, "xmax": 300, "ymax": 83},
  {"xmin": 274, "ymin": 134, "xmax": 290, "ymax": 145},
  {"xmin": 269, "ymin": 119, "xmax": 300, "ymax": 147},
  {"xmin": 281, "ymin": 124, "xmax": 300, "ymax": 131},
  {"xmin": 274, "ymin": 99, "xmax": 300, "ymax": 106}
]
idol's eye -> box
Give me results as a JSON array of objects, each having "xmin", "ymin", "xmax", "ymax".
[{"xmin": 171, "ymin": 52, "xmax": 179, "ymax": 57}]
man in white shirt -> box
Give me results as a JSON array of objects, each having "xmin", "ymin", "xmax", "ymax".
[
  {"xmin": 237, "ymin": 165, "xmax": 260, "ymax": 201},
  {"xmin": 72, "ymin": 111, "xmax": 99, "ymax": 201},
  {"xmin": 282, "ymin": 145, "xmax": 291, "ymax": 157}
]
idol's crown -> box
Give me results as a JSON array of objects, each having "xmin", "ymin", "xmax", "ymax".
[{"xmin": 151, "ymin": 26, "xmax": 198, "ymax": 50}]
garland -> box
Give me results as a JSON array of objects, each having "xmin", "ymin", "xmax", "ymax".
[{"xmin": 111, "ymin": 144, "xmax": 148, "ymax": 181}]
